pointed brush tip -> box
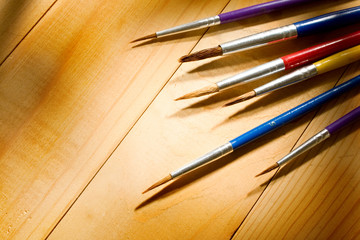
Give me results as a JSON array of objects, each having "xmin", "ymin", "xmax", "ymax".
[
  {"xmin": 175, "ymin": 85, "xmax": 219, "ymax": 101},
  {"xmin": 179, "ymin": 46, "xmax": 223, "ymax": 62},
  {"xmin": 142, "ymin": 174, "xmax": 172, "ymax": 194},
  {"xmin": 222, "ymin": 101, "xmax": 236, "ymax": 107},
  {"xmin": 175, "ymin": 93, "xmax": 194, "ymax": 101},
  {"xmin": 255, "ymin": 163, "xmax": 279, "ymax": 177},
  {"xmin": 224, "ymin": 91, "xmax": 256, "ymax": 107},
  {"xmin": 130, "ymin": 33, "xmax": 157, "ymax": 43},
  {"xmin": 254, "ymin": 172, "xmax": 265, "ymax": 178},
  {"xmin": 178, "ymin": 56, "xmax": 189, "ymax": 63},
  {"xmin": 223, "ymin": 98, "xmax": 243, "ymax": 107},
  {"xmin": 142, "ymin": 188, "xmax": 150, "ymax": 194},
  {"xmin": 174, "ymin": 96, "xmax": 185, "ymax": 101}
]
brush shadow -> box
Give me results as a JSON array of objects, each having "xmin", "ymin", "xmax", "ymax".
[
  {"xmin": 170, "ymin": 72, "xmax": 284, "ymax": 119},
  {"xmin": 225, "ymin": 73, "xmax": 335, "ymax": 121},
  {"xmin": 135, "ymin": 110, "xmax": 318, "ymax": 210},
  {"xmin": 247, "ymin": 174, "xmax": 276, "ymax": 197},
  {"xmin": 131, "ymin": 28, "xmax": 208, "ymax": 48},
  {"xmin": 170, "ymin": 68, "xmax": 327, "ymax": 120},
  {"xmin": 181, "ymin": 87, "xmax": 248, "ymax": 108},
  {"xmin": 169, "ymin": 88, "xmax": 247, "ymax": 119},
  {"xmin": 227, "ymin": 59, "xmax": 360, "ymax": 119}
]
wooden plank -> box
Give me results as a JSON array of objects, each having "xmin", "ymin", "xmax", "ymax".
[
  {"xmin": 232, "ymin": 63, "xmax": 360, "ymax": 240},
  {"xmin": 0, "ymin": 0, "xmax": 228, "ymax": 239},
  {"xmin": 0, "ymin": 0, "xmax": 57, "ymax": 64},
  {"xmin": 46, "ymin": 1, "xmax": 360, "ymax": 239}
]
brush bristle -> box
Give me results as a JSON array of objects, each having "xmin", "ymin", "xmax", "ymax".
[
  {"xmin": 175, "ymin": 84, "xmax": 219, "ymax": 100},
  {"xmin": 223, "ymin": 91, "xmax": 256, "ymax": 107},
  {"xmin": 131, "ymin": 33, "xmax": 157, "ymax": 43},
  {"xmin": 142, "ymin": 174, "xmax": 172, "ymax": 194},
  {"xmin": 255, "ymin": 163, "xmax": 279, "ymax": 177},
  {"xmin": 179, "ymin": 46, "xmax": 223, "ymax": 62}
]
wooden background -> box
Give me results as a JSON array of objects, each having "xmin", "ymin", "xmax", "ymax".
[{"xmin": 0, "ymin": 0, "xmax": 359, "ymax": 239}]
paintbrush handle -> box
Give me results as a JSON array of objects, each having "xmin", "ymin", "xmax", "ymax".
[
  {"xmin": 220, "ymin": 6, "xmax": 360, "ymax": 55},
  {"xmin": 255, "ymin": 45, "xmax": 360, "ymax": 96},
  {"xmin": 281, "ymin": 30, "xmax": 360, "ymax": 69},
  {"xmin": 277, "ymin": 106, "xmax": 360, "ymax": 166},
  {"xmin": 314, "ymin": 45, "xmax": 360, "ymax": 74},
  {"xmin": 277, "ymin": 129, "xmax": 330, "ymax": 166},
  {"xmin": 218, "ymin": 0, "xmax": 311, "ymax": 24},
  {"xmin": 326, "ymin": 106, "xmax": 360, "ymax": 134},
  {"xmin": 229, "ymin": 75, "xmax": 360, "ymax": 149},
  {"xmin": 294, "ymin": 6, "xmax": 360, "ymax": 37},
  {"xmin": 157, "ymin": 0, "xmax": 313, "ymax": 37}
]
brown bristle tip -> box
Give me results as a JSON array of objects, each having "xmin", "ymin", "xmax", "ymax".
[
  {"xmin": 142, "ymin": 174, "xmax": 172, "ymax": 194},
  {"xmin": 223, "ymin": 91, "xmax": 256, "ymax": 107},
  {"xmin": 179, "ymin": 46, "xmax": 223, "ymax": 62},
  {"xmin": 175, "ymin": 84, "xmax": 219, "ymax": 100},
  {"xmin": 255, "ymin": 163, "xmax": 279, "ymax": 177},
  {"xmin": 131, "ymin": 33, "xmax": 157, "ymax": 43}
]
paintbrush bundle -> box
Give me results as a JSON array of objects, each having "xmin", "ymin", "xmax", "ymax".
[{"xmin": 133, "ymin": 2, "xmax": 360, "ymax": 193}]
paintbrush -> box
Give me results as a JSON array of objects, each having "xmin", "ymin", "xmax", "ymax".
[
  {"xmin": 256, "ymin": 106, "xmax": 360, "ymax": 177},
  {"xmin": 131, "ymin": 0, "xmax": 313, "ymax": 43},
  {"xmin": 179, "ymin": 6, "xmax": 360, "ymax": 62},
  {"xmin": 175, "ymin": 30, "xmax": 360, "ymax": 100},
  {"xmin": 224, "ymin": 44, "xmax": 360, "ymax": 106},
  {"xmin": 143, "ymin": 75, "xmax": 360, "ymax": 193}
]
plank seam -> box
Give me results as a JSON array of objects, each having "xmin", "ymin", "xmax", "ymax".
[
  {"xmin": 45, "ymin": 1, "xmax": 232, "ymax": 238},
  {"xmin": 0, "ymin": 0, "xmax": 59, "ymax": 67}
]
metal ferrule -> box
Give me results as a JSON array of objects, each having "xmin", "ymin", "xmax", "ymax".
[
  {"xmin": 216, "ymin": 58, "xmax": 285, "ymax": 90},
  {"xmin": 254, "ymin": 64, "xmax": 318, "ymax": 96},
  {"xmin": 277, "ymin": 129, "xmax": 330, "ymax": 166},
  {"xmin": 156, "ymin": 16, "xmax": 220, "ymax": 37},
  {"xmin": 220, "ymin": 24, "xmax": 298, "ymax": 55},
  {"xmin": 170, "ymin": 142, "xmax": 233, "ymax": 178}
]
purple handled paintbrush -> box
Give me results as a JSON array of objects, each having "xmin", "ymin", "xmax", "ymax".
[
  {"xmin": 256, "ymin": 106, "xmax": 360, "ymax": 177},
  {"xmin": 131, "ymin": 0, "xmax": 312, "ymax": 42}
]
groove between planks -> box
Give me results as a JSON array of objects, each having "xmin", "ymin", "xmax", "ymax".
[
  {"xmin": 46, "ymin": 1, "xmax": 234, "ymax": 237},
  {"xmin": 0, "ymin": 0, "xmax": 58, "ymax": 66}
]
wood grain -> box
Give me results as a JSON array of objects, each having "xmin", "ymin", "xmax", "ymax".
[
  {"xmin": 232, "ymin": 63, "xmax": 360, "ymax": 240},
  {"xmin": 0, "ymin": 0, "xmax": 228, "ymax": 239},
  {"xmin": 0, "ymin": 0, "xmax": 56, "ymax": 64},
  {"xmin": 46, "ymin": 1, "xmax": 360, "ymax": 239}
]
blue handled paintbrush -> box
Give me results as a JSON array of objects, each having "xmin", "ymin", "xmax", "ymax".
[{"xmin": 143, "ymin": 75, "xmax": 360, "ymax": 193}]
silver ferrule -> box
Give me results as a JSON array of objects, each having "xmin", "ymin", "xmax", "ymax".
[
  {"xmin": 254, "ymin": 64, "xmax": 318, "ymax": 96},
  {"xmin": 220, "ymin": 24, "xmax": 298, "ymax": 55},
  {"xmin": 277, "ymin": 129, "xmax": 330, "ymax": 166},
  {"xmin": 170, "ymin": 142, "xmax": 233, "ymax": 178},
  {"xmin": 216, "ymin": 58, "xmax": 285, "ymax": 90},
  {"xmin": 156, "ymin": 16, "xmax": 220, "ymax": 37}
]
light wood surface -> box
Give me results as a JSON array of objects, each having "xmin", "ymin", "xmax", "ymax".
[
  {"xmin": 0, "ymin": 0, "xmax": 359, "ymax": 239},
  {"xmin": 0, "ymin": 0, "xmax": 56, "ymax": 64},
  {"xmin": 0, "ymin": 0, "xmax": 228, "ymax": 238}
]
